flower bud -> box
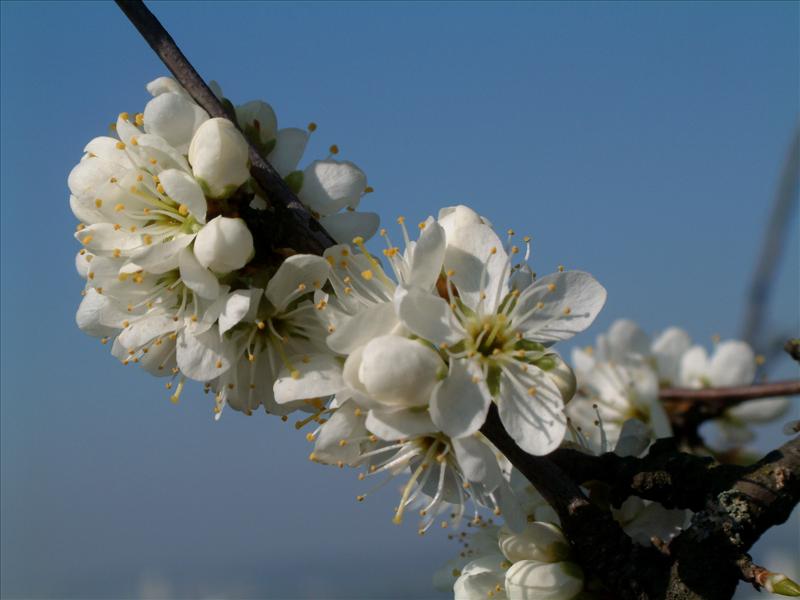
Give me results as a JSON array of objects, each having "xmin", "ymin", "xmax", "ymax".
[
  {"xmin": 358, "ymin": 335, "xmax": 444, "ymax": 407},
  {"xmin": 504, "ymin": 560, "xmax": 583, "ymax": 600},
  {"xmin": 188, "ymin": 118, "xmax": 250, "ymax": 199},
  {"xmin": 764, "ymin": 573, "xmax": 800, "ymax": 596},
  {"xmin": 236, "ymin": 100, "xmax": 278, "ymax": 149},
  {"xmin": 499, "ymin": 522, "xmax": 570, "ymax": 564},
  {"xmin": 193, "ymin": 216, "xmax": 254, "ymax": 274}
]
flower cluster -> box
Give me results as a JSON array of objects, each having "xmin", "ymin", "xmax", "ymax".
[
  {"xmin": 567, "ymin": 319, "xmax": 788, "ymax": 454},
  {"xmin": 72, "ymin": 89, "xmax": 607, "ymax": 535}
]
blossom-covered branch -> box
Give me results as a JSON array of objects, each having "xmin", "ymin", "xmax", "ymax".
[{"xmin": 116, "ymin": 0, "xmax": 337, "ymax": 257}]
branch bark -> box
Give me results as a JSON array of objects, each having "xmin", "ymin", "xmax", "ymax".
[{"xmin": 115, "ymin": 0, "xmax": 336, "ymax": 258}]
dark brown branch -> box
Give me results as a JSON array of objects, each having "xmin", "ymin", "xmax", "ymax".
[
  {"xmin": 548, "ymin": 440, "xmax": 741, "ymax": 511},
  {"xmin": 665, "ymin": 435, "xmax": 800, "ymax": 599},
  {"xmin": 115, "ymin": 0, "xmax": 336, "ymax": 257},
  {"xmin": 481, "ymin": 405, "xmax": 670, "ymax": 599}
]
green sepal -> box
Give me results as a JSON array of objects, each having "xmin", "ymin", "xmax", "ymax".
[
  {"xmin": 285, "ymin": 170, "xmax": 304, "ymax": 194},
  {"xmin": 487, "ymin": 363, "xmax": 502, "ymax": 396}
]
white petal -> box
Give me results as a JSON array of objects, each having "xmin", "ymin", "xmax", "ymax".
[
  {"xmin": 131, "ymin": 234, "xmax": 193, "ymax": 273},
  {"xmin": 268, "ymin": 128, "xmax": 308, "ymax": 176},
  {"xmin": 407, "ymin": 221, "xmax": 446, "ymax": 291},
  {"xmin": 708, "ymin": 340, "xmax": 756, "ymax": 387},
  {"xmin": 117, "ymin": 315, "xmax": 176, "ymax": 350},
  {"xmin": 678, "ymin": 346, "xmax": 710, "ymax": 388},
  {"xmin": 236, "ymin": 100, "xmax": 278, "ymax": 144},
  {"xmin": 273, "ymin": 354, "xmax": 345, "ymax": 404},
  {"xmin": 498, "ymin": 363, "xmax": 567, "ymax": 456},
  {"xmin": 146, "ymin": 76, "xmax": 188, "ymax": 97},
  {"xmin": 504, "ymin": 560, "xmax": 584, "ymax": 600},
  {"xmin": 511, "ymin": 271, "xmax": 607, "ymax": 343},
  {"xmin": 444, "ymin": 222, "xmax": 509, "ymax": 311},
  {"xmin": 365, "ymin": 408, "xmax": 436, "ymax": 441},
  {"xmin": 143, "ymin": 92, "xmax": 209, "ymax": 154},
  {"xmin": 218, "ymin": 289, "xmax": 258, "ymax": 334},
  {"xmin": 394, "ymin": 286, "xmax": 464, "ymax": 346},
  {"xmin": 613, "ymin": 419, "xmax": 651, "ymax": 458},
  {"xmin": 75, "ymin": 289, "xmax": 120, "ymax": 338},
  {"xmin": 327, "ymin": 302, "xmax": 398, "ymax": 355},
  {"xmin": 498, "ymin": 522, "xmax": 570, "ymax": 563},
  {"xmin": 157, "ymin": 169, "xmax": 207, "ymax": 223},
  {"xmin": 651, "ymin": 327, "xmax": 692, "ymax": 385},
  {"xmin": 452, "ymin": 435, "xmax": 503, "ymax": 490},
  {"xmin": 430, "ymin": 359, "xmax": 491, "ymax": 438},
  {"xmin": 454, "ymin": 554, "xmax": 508, "ymax": 600},
  {"xmin": 313, "ymin": 400, "xmax": 367, "ymax": 465},
  {"xmin": 179, "ymin": 246, "xmax": 220, "ymax": 300},
  {"xmin": 265, "ymin": 254, "xmax": 329, "ymax": 311},
  {"xmin": 319, "ymin": 212, "xmax": 380, "ymax": 244},
  {"xmin": 176, "ymin": 327, "xmax": 230, "ymax": 381},
  {"xmin": 606, "ymin": 319, "xmax": 651, "ymax": 362},
  {"xmin": 438, "ymin": 205, "xmax": 486, "ymax": 239},
  {"xmin": 299, "ymin": 160, "xmax": 366, "ymax": 215},
  {"xmin": 728, "ymin": 397, "xmax": 790, "ymax": 422}
]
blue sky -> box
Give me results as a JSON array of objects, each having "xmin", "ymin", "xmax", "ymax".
[{"xmin": 1, "ymin": 1, "xmax": 798, "ymax": 598}]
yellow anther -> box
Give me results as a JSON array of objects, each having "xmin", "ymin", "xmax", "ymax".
[
  {"xmin": 132, "ymin": 273, "xmax": 144, "ymax": 284},
  {"xmin": 76, "ymin": 224, "xmax": 86, "ymax": 232},
  {"xmin": 291, "ymin": 370, "xmax": 301, "ymax": 380},
  {"xmin": 80, "ymin": 235, "xmax": 93, "ymax": 246},
  {"xmin": 507, "ymin": 229, "xmax": 515, "ymax": 236},
  {"xmin": 130, "ymin": 136, "xmax": 138, "ymax": 146},
  {"xmin": 328, "ymin": 325, "xmax": 336, "ymax": 333},
  {"xmin": 113, "ymin": 248, "xmax": 121, "ymax": 258},
  {"xmin": 190, "ymin": 315, "xmax": 198, "ymax": 322},
  {"xmin": 537, "ymin": 301, "xmax": 544, "ymax": 309},
  {"xmin": 257, "ymin": 321, "xmax": 266, "ymax": 330},
  {"xmin": 452, "ymin": 569, "xmax": 462, "ymax": 577},
  {"xmin": 547, "ymin": 283, "xmax": 557, "ymax": 292},
  {"xmin": 308, "ymin": 452, "xmax": 318, "ymax": 462},
  {"xmin": 115, "ymin": 141, "xmax": 125, "ymax": 150},
  {"xmin": 356, "ymin": 495, "xmax": 365, "ymax": 502},
  {"xmin": 352, "ymin": 236, "xmax": 365, "ymax": 245},
  {"xmin": 489, "ymin": 247, "xmax": 497, "ymax": 255},
  {"xmin": 149, "ymin": 158, "xmax": 157, "ymax": 165},
  {"xmin": 563, "ymin": 307, "xmax": 571, "ymax": 315},
  {"xmin": 129, "ymin": 225, "xmax": 137, "ymax": 232},
  {"xmin": 143, "ymin": 234, "xmax": 153, "ymax": 245},
  {"xmin": 756, "ymin": 355, "xmax": 766, "ymax": 365},
  {"xmin": 325, "ymin": 255, "xmax": 335, "ymax": 265},
  {"xmin": 113, "ymin": 223, "xmax": 121, "ymax": 230},
  {"xmin": 301, "ymin": 356, "xmax": 311, "ymax": 364},
  {"xmin": 511, "ymin": 246, "xmax": 519, "ymax": 254},
  {"xmin": 305, "ymin": 433, "xmax": 316, "ymax": 442},
  {"xmin": 329, "ymin": 144, "xmax": 339, "ymax": 154},
  {"xmin": 361, "ymin": 269, "xmax": 373, "ymax": 280},
  {"xmin": 523, "ymin": 235, "xmax": 531, "ymax": 242},
  {"xmin": 215, "ymin": 360, "xmax": 223, "ymax": 368},
  {"xmin": 122, "ymin": 320, "xmax": 130, "ymax": 328},
  {"xmin": 364, "ymin": 186, "xmax": 374, "ymax": 193},
  {"xmin": 558, "ymin": 265, "xmax": 565, "ymax": 272},
  {"xmin": 418, "ymin": 221, "xmax": 426, "ymax": 230},
  {"xmin": 343, "ymin": 286, "xmax": 353, "ymax": 295},
  {"xmin": 341, "ymin": 248, "xmax": 350, "ymax": 257},
  {"xmin": 114, "ymin": 203, "xmax": 125, "ymax": 212},
  {"xmin": 135, "ymin": 113, "xmax": 144, "ymax": 126},
  {"xmin": 307, "ymin": 122, "xmax": 317, "ymax": 132},
  {"xmin": 396, "ymin": 216, "xmax": 405, "ymax": 224},
  {"xmin": 379, "ymin": 228, "xmax": 387, "ymax": 236},
  {"xmin": 368, "ymin": 434, "xmax": 378, "ymax": 443},
  {"xmin": 117, "ymin": 273, "xmax": 129, "ymax": 282},
  {"xmin": 527, "ymin": 386, "xmax": 537, "ymax": 396},
  {"xmin": 87, "ymin": 272, "xmax": 94, "ymax": 280},
  {"xmin": 354, "ymin": 407, "xmax": 362, "ymax": 417},
  {"xmin": 119, "ymin": 112, "xmax": 130, "ymax": 121},
  {"xmin": 94, "ymin": 198, "xmax": 103, "ymax": 208},
  {"xmin": 142, "ymin": 208, "xmax": 150, "ymax": 215},
  {"xmin": 156, "ymin": 183, "xmax": 165, "ymax": 195},
  {"xmin": 338, "ymin": 439, "xmax": 348, "ymax": 447},
  {"xmin": 109, "ymin": 176, "xmax": 118, "ymax": 183}
]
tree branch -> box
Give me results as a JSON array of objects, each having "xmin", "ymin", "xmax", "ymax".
[
  {"xmin": 659, "ymin": 380, "xmax": 800, "ymax": 443},
  {"xmin": 481, "ymin": 405, "xmax": 670, "ymax": 599},
  {"xmin": 115, "ymin": 0, "xmax": 336, "ymax": 258}
]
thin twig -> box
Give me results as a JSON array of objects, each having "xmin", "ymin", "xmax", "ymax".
[
  {"xmin": 115, "ymin": 0, "xmax": 336, "ymax": 257},
  {"xmin": 741, "ymin": 127, "xmax": 800, "ymax": 348},
  {"xmin": 659, "ymin": 380, "xmax": 800, "ymax": 403}
]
